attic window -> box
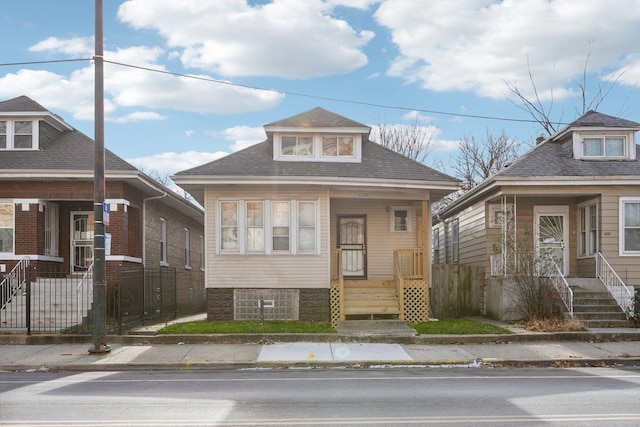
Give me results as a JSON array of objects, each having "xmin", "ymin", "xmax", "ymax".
[
  {"xmin": 321, "ymin": 136, "xmax": 354, "ymax": 157},
  {"xmin": 582, "ymin": 136, "xmax": 625, "ymax": 158},
  {"xmin": 281, "ymin": 135, "xmax": 313, "ymax": 156},
  {"xmin": 0, "ymin": 120, "xmax": 37, "ymax": 150}
]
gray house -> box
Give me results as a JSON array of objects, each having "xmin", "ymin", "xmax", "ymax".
[
  {"xmin": 433, "ymin": 111, "xmax": 639, "ymax": 326},
  {"xmin": 173, "ymin": 107, "xmax": 459, "ymax": 326}
]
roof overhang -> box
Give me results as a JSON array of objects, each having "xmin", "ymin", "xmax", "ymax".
[{"xmin": 0, "ymin": 111, "xmax": 74, "ymax": 132}]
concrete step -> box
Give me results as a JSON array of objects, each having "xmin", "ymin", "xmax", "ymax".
[
  {"xmin": 574, "ymin": 311, "xmax": 628, "ymax": 321},
  {"xmin": 336, "ymin": 320, "xmax": 416, "ymax": 337},
  {"xmin": 578, "ymin": 319, "xmax": 633, "ymax": 328}
]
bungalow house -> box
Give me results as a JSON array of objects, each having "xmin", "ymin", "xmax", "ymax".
[
  {"xmin": 173, "ymin": 107, "xmax": 459, "ymax": 326},
  {"xmin": 432, "ymin": 111, "xmax": 639, "ymax": 326},
  {"xmin": 0, "ymin": 96, "xmax": 205, "ymax": 330}
]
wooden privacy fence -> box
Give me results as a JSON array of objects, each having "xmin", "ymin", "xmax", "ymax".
[{"xmin": 431, "ymin": 264, "xmax": 485, "ymax": 319}]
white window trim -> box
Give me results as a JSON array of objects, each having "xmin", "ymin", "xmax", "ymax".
[
  {"xmin": 577, "ymin": 199, "xmax": 598, "ymax": 259},
  {"xmin": 199, "ymin": 234, "xmax": 205, "ymax": 271},
  {"xmin": 160, "ymin": 218, "xmax": 168, "ymax": 266},
  {"xmin": 0, "ymin": 119, "xmax": 39, "ymax": 150},
  {"xmin": 245, "ymin": 200, "xmax": 265, "ymax": 253},
  {"xmin": 573, "ymin": 131, "xmax": 636, "ymax": 161},
  {"xmin": 273, "ymin": 133, "xmax": 362, "ymax": 163},
  {"xmin": 389, "ymin": 206, "xmax": 412, "ymax": 232},
  {"xmin": 619, "ymin": 197, "xmax": 640, "ymax": 256},
  {"xmin": 217, "ymin": 199, "xmax": 320, "ymax": 255}
]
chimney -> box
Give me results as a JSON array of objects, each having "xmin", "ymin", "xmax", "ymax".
[{"xmin": 536, "ymin": 136, "xmax": 545, "ymax": 145}]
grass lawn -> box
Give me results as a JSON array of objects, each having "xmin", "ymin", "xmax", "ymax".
[
  {"xmin": 410, "ymin": 318, "xmax": 512, "ymax": 335},
  {"xmin": 158, "ymin": 320, "xmax": 336, "ymax": 334}
]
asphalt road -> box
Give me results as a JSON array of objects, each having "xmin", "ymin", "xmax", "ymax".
[{"xmin": 2, "ymin": 367, "xmax": 640, "ymax": 426}]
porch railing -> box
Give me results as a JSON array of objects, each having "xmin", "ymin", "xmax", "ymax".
[
  {"xmin": 490, "ymin": 253, "xmax": 534, "ymax": 277},
  {"xmin": 76, "ymin": 262, "xmax": 94, "ymax": 321},
  {"xmin": 596, "ymin": 252, "xmax": 634, "ymax": 318},
  {"xmin": 394, "ymin": 248, "xmax": 423, "ymax": 279},
  {"xmin": 393, "ymin": 251, "xmax": 406, "ymax": 320},
  {"xmin": 546, "ymin": 255, "xmax": 573, "ymax": 318},
  {"xmin": 393, "ymin": 248, "xmax": 425, "ymax": 322},
  {"xmin": 0, "ymin": 257, "xmax": 30, "ymax": 310}
]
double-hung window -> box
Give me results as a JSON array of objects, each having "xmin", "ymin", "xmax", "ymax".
[
  {"xmin": 0, "ymin": 120, "xmax": 36, "ymax": 150},
  {"xmin": 272, "ymin": 201, "xmax": 290, "ymax": 252},
  {"xmin": 160, "ymin": 218, "xmax": 167, "ymax": 264},
  {"xmin": 184, "ymin": 228, "xmax": 191, "ymax": 268},
  {"xmin": 218, "ymin": 199, "xmax": 317, "ymax": 254},
  {"xmin": 246, "ymin": 201, "xmax": 264, "ymax": 252},
  {"xmin": 451, "ymin": 218, "xmax": 459, "ymax": 263},
  {"xmin": 578, "ymin": 201, "xmax": 598, "ymax": 257},
  {"xmin": 0, "ymin": 202, "xmax": 14, "ymax": 254},
  {"xmin": 620, "ymin": 198, "xmax": 640, "ymax": 255},
  {"xmin": 45, "ymin": 203, "xmax": 59, "ymax": 256}
]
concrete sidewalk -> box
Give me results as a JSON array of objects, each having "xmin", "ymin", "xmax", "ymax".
[
  {"xmin": 1, "ymin": 316, "xmax": 640, "ymax": 371},
  {"xmin": 1, "ymin": 339, "xmax": 640, "ymax": 372}
]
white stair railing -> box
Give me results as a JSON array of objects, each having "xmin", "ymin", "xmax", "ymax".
[
  {"xmin": 546, "ymin": 255, "xmax": 573, "ymax": 318},
  {"xmin": 76, "ymin": 262, "xmax": 94, "ymax": 321},
  {"xmin": 596, "ymin": 252, "xmax": 634, "ymax": 318},
  {"xmin": 0, "ymin": 257, "xmax": 30, "ymax": 310}
]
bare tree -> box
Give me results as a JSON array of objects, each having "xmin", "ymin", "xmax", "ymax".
[
  {"xmin": 505, "ymin": 51, "xmax": 628, "ymax": 136},
  {"xmin": 371, "ymin": 114, "xmax": 436, "ymax": 164},
  {"xmin": 139, "ymin": 167, "xmax": 195, "ymax": 202},
  {"xmin": 452, "ymin": 129, "xmax": 521, "ymax": 191}
]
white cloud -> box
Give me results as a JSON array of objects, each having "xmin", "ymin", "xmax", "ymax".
[
  {"xmin": 1, "ymin": 42, "xmax": 284, "ymax": 121},
  {"xmin": 375, "ymin": 0, "xmax": 640, "ymax": 100},
  {"xmin": 117, "ymin": 0, "xmax": 374, "ymax": 78},
  {"xmin": 28, "ymin": 36, "xmax": 94, "ymax": 57},
  {"xmin": 185, "ymin": 130, "xmax": 195, "ymax": 137},
  {"xmin": 110, "ymin": 111, "xmax": 165, "ymax": 123},
  {"xmin": 220, "ymin": 125, "xmax": 267, "ymax": 152},
  {"xmin": 127, "ymin": 150, "xmax": 228, "ymax": 176}
]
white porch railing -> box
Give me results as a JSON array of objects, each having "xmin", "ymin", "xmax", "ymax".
[
  {"xmin": 545, "ymin": 255, "xmax": 573, "ymax": 318},
  {"xmin": 596, "ymin": 252, "xmax": 634, "ymax": 318},
  {"xmin": 0, "ymin": 257, "xmax": 30, "ymax": 310}
]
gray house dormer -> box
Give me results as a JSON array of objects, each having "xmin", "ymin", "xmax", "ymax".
[
  {"xmin": 551, "ymin": 110, "xmax": 640, "ymax": 161},
  {"xmin": 264, "ymin": 107, "xmax": 370, "ymax": 163}
]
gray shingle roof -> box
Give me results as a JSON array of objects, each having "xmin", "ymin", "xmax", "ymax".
[
  {"xmin": 0, "ymin": 95, "xmax": 48, "ymax": 113},
  {"xmin": 264, "ymin": 107, "xmax": 370, "ymax": 130},
  {"xmin": 569, "ymin": 110, "xmax": 640, "ymax": 128},
  {"xmin": 175, "ymin": 138, "xmax": 458, "ymax": 183}
]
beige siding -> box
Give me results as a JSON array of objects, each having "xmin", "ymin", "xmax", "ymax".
[
  {"xmin": 330, "ymin": 199, "xmax": 420, "ymax": 280},
  {"xmin": 205, "ymin": 186, "xmax": 330, "ymax": 289}
]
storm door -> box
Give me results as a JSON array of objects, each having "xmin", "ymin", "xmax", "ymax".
[
  {"xmin": 71, "ymin": 212, "xmax": 94, "ymax": 273},
  {"xmin": 534, "ymin": 206, "xmax": 569, "ymax": 275},
  {"xmin": 338, "ymin": 216, "xmax": 367, "ymax": 279}
]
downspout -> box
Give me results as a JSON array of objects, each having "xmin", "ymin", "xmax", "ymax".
[{"xmin": 142, "ymin": 192, "xmax": 168, "ymax": 267}]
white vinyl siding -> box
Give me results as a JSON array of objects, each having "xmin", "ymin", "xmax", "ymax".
[{"xmin": 206, "ymin": 187, "xmax": 328, "ymax": 289}]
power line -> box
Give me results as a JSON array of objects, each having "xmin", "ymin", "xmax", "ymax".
[{"xmin": 1, "ymin": 56, "xmax": 567, "ymax": 126}]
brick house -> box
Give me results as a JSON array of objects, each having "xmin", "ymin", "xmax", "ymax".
[{"xmin": 0, "ymin": 96, "xmax": 205, "ymax": 318}]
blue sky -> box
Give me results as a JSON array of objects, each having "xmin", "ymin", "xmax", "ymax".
[{"xmin": 2, "ymin": 0, "xmax": 640, "ymax": 181}]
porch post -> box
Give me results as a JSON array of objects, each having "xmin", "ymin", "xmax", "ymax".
[{"xmin": 421, "ymin": 199, "xmax": 431, "ymax": 285}]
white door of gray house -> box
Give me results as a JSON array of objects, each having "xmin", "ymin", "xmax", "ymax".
[
  {"xmin": 338, "ymin": 216, "xmax": 367, "ymax": 279},
  {"xmin": 534, "ymin": 206, "xmax": 569, "ymax": 275}
]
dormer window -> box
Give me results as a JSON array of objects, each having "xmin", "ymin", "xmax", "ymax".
[
  {"xmin": 282, "ymin": 135, "xmax": 313, "ymax": 157},
  {"xmin": 321, "ymin": 136, "xmax": 354, "ymax": 157},
  {"xmin": 583, "ymin": 137, "xmax": 625, "ymax": 157},
  {"xmin": 0, "ymin": 119, "xmax": 37, "ymax": 150},
  {"xmin": 273, "ymin": 133, "xmax": 362, "ymax": 163},
  {"xmin": 573, "ymin": 131, "xmax": 635, "ymax": 161}
]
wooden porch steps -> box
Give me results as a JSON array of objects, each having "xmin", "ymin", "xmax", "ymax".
[{"xmin": 343, "ymin": 280, "xmax": 400, "ymax": 318}]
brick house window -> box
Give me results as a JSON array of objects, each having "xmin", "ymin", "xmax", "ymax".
[
  {"xmin": 160, "ymin": 218, "xmax": 167, "ymax": 265},
  {"xmin": 0, "ymin": 202, "xmax": 14, "ymax": 253},
  {"xmin": 0, "ymin": 120, "xmax": 37, "ymax": 150},
  {"xmin": 45, "ymin": 202, "xmax": 59, "ymax": 256},
  {"xmin": 184, "ymin": 227, "xmax": 190, "ymax": 268}
]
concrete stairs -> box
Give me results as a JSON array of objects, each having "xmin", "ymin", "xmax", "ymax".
[
  {"xmin": 343, "ymin": 280, "xmax": 400, "ymax": 319},
  {"xmin": 567, "ymin": 278, "xmax": 631, "ymax": 328}
]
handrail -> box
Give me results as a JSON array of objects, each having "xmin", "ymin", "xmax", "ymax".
[
  {"xmin": 596, "ymin": 252, "xmax": 634, "ymax": 318},
  {"xmin": 545, "ymin": 255, "xmax": 573, "ymax": 317},
  {"xmin": 393, "ymin": 250, "xmax": 405, "ymax": 320},
  {"xmin": 0, "ymin": 257, "xmax": 30, "ymax": 310},
  {"xmin": 76, "ymin": 262, "xmax": 94, "ymax": 321}
]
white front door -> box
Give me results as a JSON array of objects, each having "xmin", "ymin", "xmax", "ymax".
[
  {"xmin": 534, "ymin": 206, "xmax": 569, "ymax": 275},
  {"xmin": 71, "ymin": 212, "xmax": 94, "ymax": 273}
]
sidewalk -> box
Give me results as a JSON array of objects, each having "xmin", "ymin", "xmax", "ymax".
[{"xmin": 1, "ymin": 316, "xmax": 639, "ymax": 372}]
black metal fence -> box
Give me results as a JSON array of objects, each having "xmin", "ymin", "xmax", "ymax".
[{"xmin": 0, "ymin": 264, "xmax": 202, "ymax": 335}]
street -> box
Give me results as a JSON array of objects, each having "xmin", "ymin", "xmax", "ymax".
[{"xmin": 2, "ymin": 367, "xmax": 640, "ymax": 426}]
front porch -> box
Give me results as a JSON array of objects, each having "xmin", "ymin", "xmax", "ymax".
[{"xmin": 330, "ymin": 248, "xmax": 428, "ymax": 327}]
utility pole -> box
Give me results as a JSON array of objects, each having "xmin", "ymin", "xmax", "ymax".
[{"xmin": 89, "ymin": 0, "xmax": 109, "ymax": 354}]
